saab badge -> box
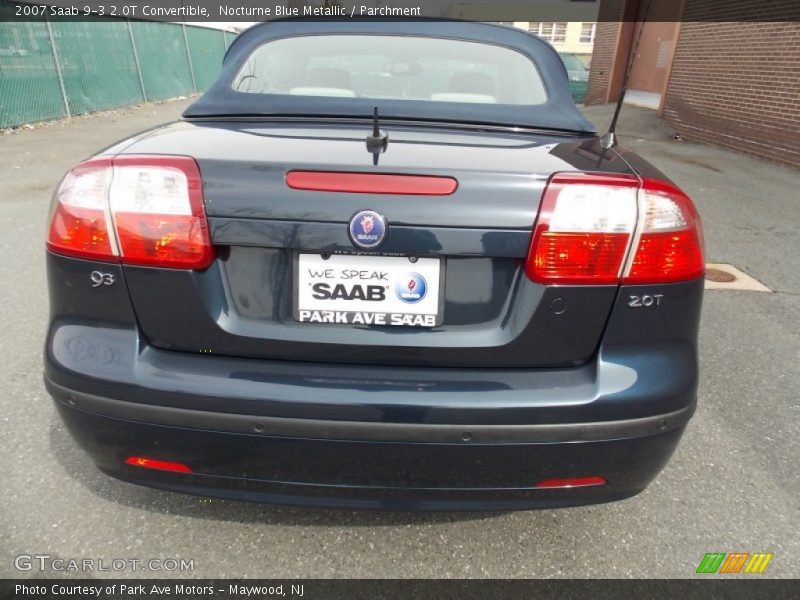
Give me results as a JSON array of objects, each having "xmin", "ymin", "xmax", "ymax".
[
  {"xmin": 395, "ymin": 273, "xmax": 428, "ymax": 304},
  {"xmin": 349, "ymin": 210, "xmax": 387, "ymax": 249}
]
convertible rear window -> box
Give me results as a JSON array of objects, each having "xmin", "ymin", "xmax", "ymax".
[{"xmin": 232, "ymin": 35, "xmax": 547, "ymax": 106}]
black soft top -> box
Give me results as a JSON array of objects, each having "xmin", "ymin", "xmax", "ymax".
[{"xmin": 183, "ymin": 19, "xmax": 596, "ymax": 134}]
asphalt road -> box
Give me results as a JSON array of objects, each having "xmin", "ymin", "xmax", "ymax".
[{"xmin": 1, "ymin": 100, "xmax": 797, "ymax": 579}]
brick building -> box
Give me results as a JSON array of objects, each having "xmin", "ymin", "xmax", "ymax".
[{"xmin": 586, "ymin": 0, "xmax": 800, "ymax": 168}]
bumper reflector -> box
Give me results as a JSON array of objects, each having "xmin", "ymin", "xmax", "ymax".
[
  {"xmin": 535, "ymin": 476, "xmax": 606, "ymax": 489},
  {"xmin": 124, "ymin": 456, "xmax": 192, "ymax": 474}
]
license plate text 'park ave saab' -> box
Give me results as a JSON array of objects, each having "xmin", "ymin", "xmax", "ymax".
[{"xmin": 295, "ymin": 254, "xmax": 441, "ymax": 327}]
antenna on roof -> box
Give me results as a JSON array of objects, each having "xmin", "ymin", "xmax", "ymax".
[
  {"xmin": 366, "ymin": 107, "xmax": 389, "ymax": 166},
  {"xmin": 601, "ymin": 0, "xmax": 653, "ymax": 150}
]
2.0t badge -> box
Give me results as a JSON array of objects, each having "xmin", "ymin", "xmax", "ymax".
[{"xmin": 349, "ymin": 210, "xmax": 387, "ymax": 249}]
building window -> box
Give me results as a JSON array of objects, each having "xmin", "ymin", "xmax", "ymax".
[
  {"xmin": 580, "ymin": 22, "xmax": 597, "ymax": 44},
  {"xmin": 528, "ymin": 22, "xmax": 567, "ymax": 44}
]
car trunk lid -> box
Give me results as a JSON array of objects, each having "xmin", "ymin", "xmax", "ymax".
[{"xmin": 118, "ymin": 120, "xmax": 635, "ymax": 368}]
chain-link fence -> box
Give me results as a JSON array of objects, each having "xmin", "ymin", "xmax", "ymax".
[{"xmin": 0, "ymin": 8, "xmax": 233, "ymax": 128}]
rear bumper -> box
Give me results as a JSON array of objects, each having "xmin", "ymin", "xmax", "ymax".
[
  {"xmin": 52, "ymin": 394, "xmax": 687, "ymax": 510},
  {"xmin": 44, "ymin": 322, "xmax": 697, "ymax": 510},
  {"xmin": 51, "ymin": 384, "xmax": 691, "ymax": 510}
]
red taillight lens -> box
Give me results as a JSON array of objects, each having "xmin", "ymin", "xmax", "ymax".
[
  {"xmin": 525, "ymin": 173, "xmax": 703, "ymax": 285},
  {"xmin": 124, "ymin": 456, "xmax": 193, "ymax": 474},
  {"xmin": 47, "ymin": 155, "xmax": 214, "ymax": 270},
  {"xmin": 525, "ymin": 173, "xmax": 639, "ymax": 284},
  {"xmin": 47, "ymin": 157, "xmax": 116, "ymax": 262},
  {"xmin": 622, "ymin": 178, "xmax": 705, "ymax": 283},
  {"xmin": 111, "ymin": 156, "xmax": 213, "ymax": 269}
]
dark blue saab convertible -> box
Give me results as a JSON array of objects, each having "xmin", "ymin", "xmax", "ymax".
[{"xmin": 44, "ymin": 20, "xmax": 704, "ymax": 510}]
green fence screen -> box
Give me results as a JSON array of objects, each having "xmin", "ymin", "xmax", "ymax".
[
  {"xmin": 52, "ymin": 19, "xmax": 143, "ymax": 115},
  {"xmin": 0, "ymin": 7, "xmax": 66, "ymax": 125},
  {"xmin": 186, "ymin": 25, "xmax": 227, "ymax": 92},
  {"xmin": 131, "ymin": 20, "xmax": 195, "ymax": 101},
  {"xmin": 0, "ymin": 11, "xmax": 231, "ymax": 128}
]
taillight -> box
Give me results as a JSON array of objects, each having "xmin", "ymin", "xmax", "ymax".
[
  {"xmin": 622, "ymin": 178, "xmax": 705, "ymax": 283},
  {"xmin": 525, "ymin": 173, "xmax": 639, "ymax": 284},
  {"xmin": 110, "ymin": 156, "xmax": 212, "ymax": 269},
  {"xmin": 525, "ymin": 173, "xmax": 703, "ymax": 285},
  {"xmin": 47, "ymin": 155, "xmax": 214, "ymax": 270},
  {"xmin": 47, "ymin": 157, "xmax": 116, "ymax": 262}
]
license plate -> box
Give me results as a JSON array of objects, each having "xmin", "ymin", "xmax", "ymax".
[{"xmin": 295, "ymin": 253, "xmax": 442, "ymax": 327}]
